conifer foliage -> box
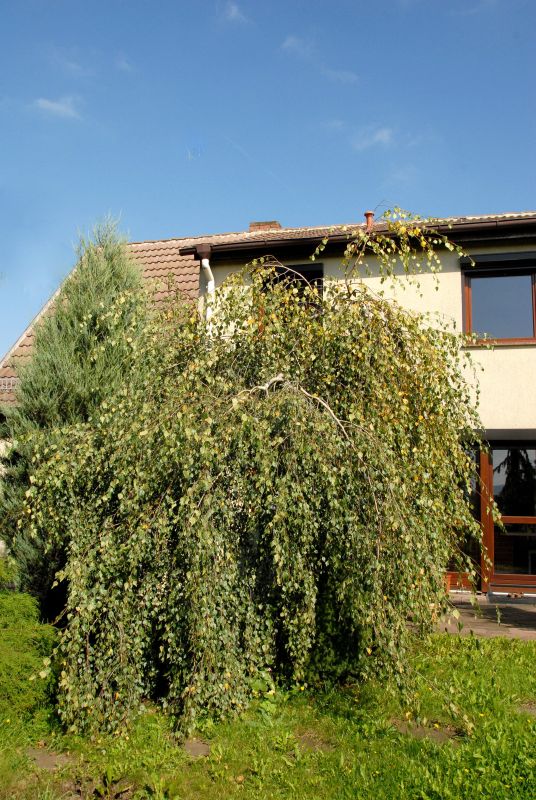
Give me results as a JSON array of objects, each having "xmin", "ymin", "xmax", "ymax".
[
  {"xmin": 24, "ymin": 216, "xmax": 482, "ymax": 733},
  {"xmin": 0, "ymin": 222, "xmax": 146, "ymax": 599}
]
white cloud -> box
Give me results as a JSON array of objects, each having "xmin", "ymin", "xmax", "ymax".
[
  {"xmin": 116, "ymin": 53, "xmax": 134, "ymax": 73},
  {"xmin": 283, "ymin": 37, "xmax": 358, "ymax": 85},
  {"xmin": 33, "ymin": 96, "xmax": 81, "ymax": 120},
  {"xmin": 61, "ymin": 58, "xmax": 91, "ymax": 77},
  {"xmin": 224, "ymin": 2, "xmax": 247, "ymax": 22},
  {"xmin": 321, "ymin": 67, "xmax": 359, "ymax": 85},
  {"xmin": 281, "ymin": 35, "xmax": 313, "ymax": 58},
  {"xmin": 352, "ymin": 126, "xmax": 393, "ymax": 151},
  {"xmin": 50, "ymin": 47, "xmax": 94, "ymax": 78}
]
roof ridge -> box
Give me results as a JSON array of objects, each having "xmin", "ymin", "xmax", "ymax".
[
  {"xmin": 127, "ymin": 211, "xmax": 536, "ymax": 248},
  {"xmin": 127, "ymin": 223, "xmax": 356, "ymax": 247}
]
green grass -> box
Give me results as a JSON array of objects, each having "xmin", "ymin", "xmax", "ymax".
[{"xmin": 1, "ymin": 596, "xmax": 535, "ymax": 799}]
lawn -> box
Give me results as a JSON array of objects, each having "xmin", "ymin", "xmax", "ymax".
[{"xmin": 2, "ymin": 592, "xmax": 535, "ymax": 800}]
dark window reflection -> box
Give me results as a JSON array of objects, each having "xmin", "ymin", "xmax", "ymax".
[
  {"xmin": 494, "ymin": 524, "xmax": 536, "ymax": 574},
  {"xmin": 493, "ymin": 448, "xmax": 536, "ymax": 516},
  {"xmin": 274, "ymin": 265, "xmax": 324, "ymax": 296},
  {"xmin": 471, "ymin": 274, "xmax": 533, "ymax": 339}
]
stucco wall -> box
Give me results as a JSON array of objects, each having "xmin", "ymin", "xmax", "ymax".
[{"xmin": 207, "ymin": 244, "xmax": 536, "ymax": 438}]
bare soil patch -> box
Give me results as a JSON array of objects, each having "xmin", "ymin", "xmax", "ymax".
[
  {"xmin": 518, "ymin": 701, "xmax": 536, "ymax": 717},
  {"xmin": 26, "ymin": 745, "xmax": 71, "ymax": 771},
  {"xmin": 296, "ymin": 729, "xmax": 334, "ymax": 753},
  {"xmin": 391, "ymin": 719, "xmax": 462, "ymax": 745},
  {"xmin": 183, "ymin": 736, "xmax": 211, "ymax": 757}
]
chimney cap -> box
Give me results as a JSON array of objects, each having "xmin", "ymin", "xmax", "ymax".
[
  {"xmin": 364, "ymin": 210, "xmax": 375, "ymax": 231},
  {"xmin": 249, "ymin": 220, "xmax": 282, "ymax": 232}
]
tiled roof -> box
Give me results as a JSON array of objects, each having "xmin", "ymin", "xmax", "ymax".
[
  {"xmin": 128, "ymin": 240, "xmax": 199, "ymax": 301},
  {"xmin": 2, "ymin": 210, "xmax": 536, "ymax": 407},
  {"xmin": 0, "ymin": 314, "xmax": 43, "ymax": 404}
]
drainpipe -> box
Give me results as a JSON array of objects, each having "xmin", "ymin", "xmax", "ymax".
[{"xmin": 197, "ymin": 244, "xmax": 214, "ymax": 321}]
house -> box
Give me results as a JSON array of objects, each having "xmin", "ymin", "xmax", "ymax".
[{"xmin": 2, "ymin": 211, "xmax": 536, "ymax": 595}]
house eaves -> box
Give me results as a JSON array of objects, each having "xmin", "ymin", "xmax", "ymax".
[{"xmin": 179, "ymin": 212, "xmax": 536, "ymax": 263}]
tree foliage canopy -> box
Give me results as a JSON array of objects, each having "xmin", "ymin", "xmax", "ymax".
[
  {"xmin": 24, "ymin": 215, "xmax": 482, "ymax": 734},
  {"xmin": 0, "ymin": 222, "xmax": 146, "ymax": 597}
]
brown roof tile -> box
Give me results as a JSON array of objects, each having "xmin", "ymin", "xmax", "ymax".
[{"xmin": 128, "ymin": 240, "xmax": 200, "ymax": 297}]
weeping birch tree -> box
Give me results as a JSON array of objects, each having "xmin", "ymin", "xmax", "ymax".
[{"xmin": 25, "ymin": 212, "xmax": 482, "ymax": 733}]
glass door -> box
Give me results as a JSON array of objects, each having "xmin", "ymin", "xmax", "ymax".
[{"xmin": 482, "ymin": 445, "xmax": 536, "ymax": 592}]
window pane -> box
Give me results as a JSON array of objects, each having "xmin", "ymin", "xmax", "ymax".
[
  {"xmin": 494, "ymin": 524, "xmax": 536, "ymax": 574},
  {"xmin": 492, "ymin": 448, "xmax": 536, "ymax": 516},
  {"xmin": 471, "ymin": 274, "xmax": 533, "ymax": 338}
]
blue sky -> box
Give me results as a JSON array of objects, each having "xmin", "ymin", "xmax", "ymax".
[{"xmin": 1, "ymin": 0, "xmax": 535, "ymax": 356}]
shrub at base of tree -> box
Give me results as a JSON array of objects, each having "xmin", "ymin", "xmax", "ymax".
[
  {"xmin": 0, "ymin": 591, "xmax": 57, "ymax": 721},
  {"xmin": 25, "ymin": 246, "xmax": 482, "ymax": 734}
]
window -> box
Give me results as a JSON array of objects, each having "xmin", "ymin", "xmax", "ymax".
[
  {"xmin": 461, "ymin": 253, "xmax": 536, "ymax": 342},
  {"xmin": 273, "ymin": 263, "xmax": 323, "ymax": 295},
  {"xmin": 491, "ymin": 446, "xmax": 536, "ymax": 575}
]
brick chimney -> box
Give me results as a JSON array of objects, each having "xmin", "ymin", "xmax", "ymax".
[{"xmin": 249, "ymin": 220, "xmax": 282, "ymax": 232}]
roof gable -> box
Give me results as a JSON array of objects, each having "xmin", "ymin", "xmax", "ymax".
[{"xmin": 0, "ymin": 241, "xmax": 201, "ymax": 405}]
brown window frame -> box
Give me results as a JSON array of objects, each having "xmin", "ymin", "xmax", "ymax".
[{"xmin": 461, "ymin": 252, "xmax": 536, "ymax": 345}]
